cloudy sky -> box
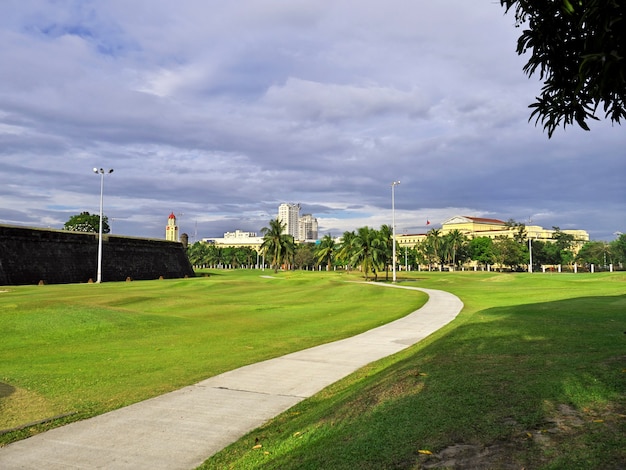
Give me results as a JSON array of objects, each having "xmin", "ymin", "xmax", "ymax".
[{"xmin": 1, "ymin": 1, "xmax": 624, "ymax": 242}]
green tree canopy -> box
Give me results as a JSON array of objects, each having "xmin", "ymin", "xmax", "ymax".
[
  {"xmin": 442, "ymin": 229, "xmax": 468, "ymax": 267},
  {"xmin": 294, "ymin": 243, "xmax": 315, "ymax": 270},
  {"xmin": 468, "ymin": 236, "xmax": 497, "ymax": 267},
  {"xmin": 260, "ymin": 218, "xmax": 295, "ymax": 273},
  {"xmin": 501, "ymin": 0, "xmax": 626, "ymax": 136},
  {"xmin": 609, "ymin": 233, "xmax": 626, "ymax": 264},
  {"xmin": 315, "ymin": 234, "xmax": 337, "ymax": 271},
  {"xmin": 63, "ymin": 211, "xmax": 110, "ymax": 233},
  {"xmin": 576, "ymin": 241, "xmax": 611, "ymax": 267},
  {"xmin": 349, "ymin": 226, "xmax": 384, "ymax": 281},
  {"xmin": 494, "ymin": 235, "xmax": 527, "ymax": 270}
]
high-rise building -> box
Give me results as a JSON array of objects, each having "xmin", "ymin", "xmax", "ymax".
[
  {"xmin": 299, "ymin": 214, "xmax": 318, "ymax": 241},
  {"xmin": 277, "ymin": 204, "xmax": 318, "ymax": 241},
  {"xmin": 278, "ymin": 203, "xmax": 301, "ymax": 239},
  {"xmin": 165, "ymin": 212, "xmax": 179, "ymax": 241}
]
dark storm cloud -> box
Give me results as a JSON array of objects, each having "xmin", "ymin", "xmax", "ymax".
[{"xmin": 0, "ymin": 1, "xmax": 623, "ymax": 241}]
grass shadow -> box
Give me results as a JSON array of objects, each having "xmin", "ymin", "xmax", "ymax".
[
  {"xmin": 0, "ymin": 383, "xmax": 15, "ymax": 399},
  {"xmin": 204, "ymin": 294, "xmax": 626, "ymax": 469}
]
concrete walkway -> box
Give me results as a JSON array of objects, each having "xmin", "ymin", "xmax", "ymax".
[{"xmin": 0, "ymin": 284, "xmax": 463, "ymax": 470}]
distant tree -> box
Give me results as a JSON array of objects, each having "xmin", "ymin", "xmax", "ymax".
[
  {"xmin": 501, "ymin": 0, "xmax": 626, "ymax": 136},
  {"xmin": 378, "ymin": 224, "xmax": 394, "ymax": 281},
  {"xmin": 528, "ymin": 240, "xmax": 550, "ymax": 266},
  {"xmin": 609, "ymin": 233, "xmax": 626, "ymax": 265},
  {"xmin": 336, "ymin": 230, "xmax": 357, "ymax": 270},
  {"xmin": 186, "ymin": 241, "xmax": 211, "ymax": 266},
  {"xmin": 209, "ymin": 246, "xmax": 225, "ymax": 267},
  {"xmin": 410, "ymin": 244, "xmax": 429, "ymax": 270},
  {"xmin": 64, "ymin": 211, "xmax": 110, "ymax": 233},
  {"xmin": 261, "ymin": 218, "xmax": 295, "ymax": 273},
  {"xmin": 494, "ymin": 236, "xmax": 527, "ymax": 270},
  {"xmin": 315, "ymin": 234, "xmax": 337, "ymax": 271},
  {"xmin": 405, "ymin": 246, "xmax": 423, "ymax": 271},
  {"xmin": 552, "ymin": 227, "xmax": 575, "ymax": 265},
  {"xmin": 350, "ymin": 226, "xmax": 384, "ymax": 281},
  {"xmin": 576, "ymin": 241, "xmax": 612, "ymax": 267},
  {"xmin": 504, "ymin": 219, "xmax": 527, "ymax": 243},
  {"xmin": 422, "ymin": 229, "xmax": 444, "ymax": 269},
  {"xmin": 442, "ymin": 229, "xmax": 468, "ymax": 267},
  {"xmin": 294, "ymin": 243, "xmax": 316, "ymax": 270},
  {"xmin": 468, "ymin": 236, "xmax": 497, "ymax": 267}
]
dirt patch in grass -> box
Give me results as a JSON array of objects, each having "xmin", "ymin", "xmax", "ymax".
[{"xmin": 417, "ymin": 402, "xmax": 624, "ymax": 469}]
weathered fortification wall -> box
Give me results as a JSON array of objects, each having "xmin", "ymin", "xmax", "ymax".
[{"xmin": 0, "ymin": 225, "xmax": 195, "ymax": 285}]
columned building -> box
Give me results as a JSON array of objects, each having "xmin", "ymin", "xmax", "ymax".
[
  {"xmin": 165, "ymin": 212, "xmax": 179, "ymax": 241},
  {"xmin": 395, "ymin": 215, "xmax": 589, "ymax": 251}
]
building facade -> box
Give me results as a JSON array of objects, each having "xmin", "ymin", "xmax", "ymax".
[
  {"xmin": 298, "ymin": 214, "xmax": 319, "ymax": 242},
  {"xmin": 396, "ymin": 215, "xmax": 589, "ymax": 250},
  {"xmin": 202, "ymin": 230, "xmax": 264, "ymax": 251},
  {"xmin": 278, "ymin": 203, "xmax": 301, "ymax": 240},
  {"xmin": 165, "ymin": 212, "xmax": 179, "ymax": 242}
]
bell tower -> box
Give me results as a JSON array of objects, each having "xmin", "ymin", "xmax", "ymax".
[{"xmin": 166, "ymin": 212, "xmax": 179, "ymax": 241}]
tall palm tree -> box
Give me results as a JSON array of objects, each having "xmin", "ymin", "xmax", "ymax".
[
  {"xmin": 260, "ymin": 218, "xmax": 295, "ymax": 273},
  {"xmin": 444, "ymin": 229, "xmax": 467, "ymax": 268},
  {"xmin": 350, "ymin": 226, "xmax": 384, "ymax": 281},
  {"xmin": 378, "ymin": 224, "xmax": 394, "ymax": 281},
  {"xmin": 425, "ymin": 228, "xmax": 443, "ymax": 270},
  {"xmin": 315, "ymin": 234, "xmax": 336, "ymax": 271},
  {"xmin": 336, "ymin": 230, "xmax": 356, "ymax": 270}
]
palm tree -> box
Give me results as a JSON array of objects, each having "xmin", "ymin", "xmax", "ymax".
[
  {"xmin": 444, "ymin": 229, "xmax": 467, "ymax": 268},
  {"xmin": 261, "ymin": 218, "xmax": 295, "ymax": 273},
  {"xmin": 350, "ymin": 226, "xmax": 384, "ymax": 281},
  {"xmin": 315, "ymin": 234, "xmax": 336, "ymax": 271},
  {"xmin": 336, "ymin": 230, "xmax": 356, "ymax": 271},
  {"xmin": 425, "ymin": 228, "xmax": 443, "ymax": 270},
  {"xmin": 378, "ymin": 224, "xmax": 394, "ymax": 281}
]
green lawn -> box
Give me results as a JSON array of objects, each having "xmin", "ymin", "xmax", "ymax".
[
  {"xmin": 2, "ymin": 270, "xmax": 624, "ymax": 468},
  {"xmin": 202, "ymin": 271, "xmax": 626, "ymax": 469},
  {"xmin": 0, "ymin": 270, "xmax": 425, "ymax": 443}
]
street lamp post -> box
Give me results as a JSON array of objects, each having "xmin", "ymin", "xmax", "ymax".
[
  {"xmin": 528, "ymin": 235, "xmax": 533, "ymax": 273},
  {"xmin": 391, "ymin": 181, "xmax": 400, "ymax": 282},
  {"xmin": 94, "ymin": 168, "xmax": 114, "ymax": 283}
]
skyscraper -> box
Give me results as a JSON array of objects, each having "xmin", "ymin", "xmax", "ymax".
[
  {"xmin": 299, "ymin": 214, "xmax": 318, "ymax": 241},
  {"xmin": 278, "ymin": 203, "xmax": 300, "ymax": 239}
]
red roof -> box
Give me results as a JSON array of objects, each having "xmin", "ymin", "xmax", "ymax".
[
  {"xmin": 169, "ymin": 212, "xmax": 176, "ymax": 219},
  {"xmin": 465, "ymin": 216, "xmax": 505, "ymax": 225}
]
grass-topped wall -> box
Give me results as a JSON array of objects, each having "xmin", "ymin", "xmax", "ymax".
[{"xmin": 0, "ymin": 224, "xmax": 194, "ymax": 285}]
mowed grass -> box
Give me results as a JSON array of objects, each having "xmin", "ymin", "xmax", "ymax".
[
  {"xmin": 202, "ymin": 272, "xmax": 626, "ymax": 469},
  {"xmin": 0, "ymin": 270, "xmax": 425, "ymax": 444}
]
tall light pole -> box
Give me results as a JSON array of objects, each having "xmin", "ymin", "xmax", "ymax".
[
  {"xmin": 94, "ymin": 168, "xmax": 114, "ymax": 283},
  {"xmin": 528, "ymin": 234, "xmax": 533, "ymax": 273},
  {"xmin": 391, "ymin": 181, "xmax": 400, "ymax": 282}
]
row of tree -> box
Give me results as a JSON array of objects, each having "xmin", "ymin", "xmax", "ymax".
[
  {"xmin": 61, "ymin": 213, "xmax": 626, "ymax": 274},
  {"xmin": 187, "ymin": 218, "xmax": 626, "ymax": 276}
]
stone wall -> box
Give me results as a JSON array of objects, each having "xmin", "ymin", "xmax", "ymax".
[{"xmin": 0, "ymin": 225, "xmax": 195, "ymax": 285}]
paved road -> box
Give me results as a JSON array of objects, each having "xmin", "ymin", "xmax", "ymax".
[{"xmin": 0, "ymin": 284, "xmax": 463, "ymax": 469}]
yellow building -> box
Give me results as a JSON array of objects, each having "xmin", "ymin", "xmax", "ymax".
[
  {"xmin": 396, "ymin": 216, "xmax": 589, "ymax": 250},
  {"xmin": 202, "ymin": 230, "xmax": 264, "ymax": 251}
]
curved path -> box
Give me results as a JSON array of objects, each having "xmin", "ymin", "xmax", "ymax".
[{"xmin": 0, "ymin": 284, "xmax": 463, "ymax": 470}]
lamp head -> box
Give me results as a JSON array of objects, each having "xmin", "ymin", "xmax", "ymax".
[{"xmin": 93, "ymin": 168, "xmax": 98, "ymax": 174}]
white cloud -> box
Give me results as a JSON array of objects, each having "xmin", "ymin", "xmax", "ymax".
[{"xmin": 0, "ymin": 1, "xmax": 623, "ymax": 241}]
